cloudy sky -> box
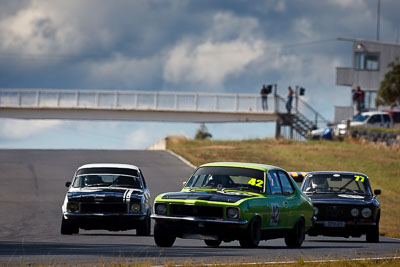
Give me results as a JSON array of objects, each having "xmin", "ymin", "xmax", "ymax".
[{"xmin": 1, "ymin": 0, "xmax": 400, "ymax": 149}]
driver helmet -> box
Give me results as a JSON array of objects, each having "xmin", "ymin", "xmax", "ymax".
[{"xmin": 311, "ymin": 176, "xmax": 328, "ymax": 190}]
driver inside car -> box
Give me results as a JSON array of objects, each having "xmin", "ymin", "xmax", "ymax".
[
  {"xmin": 311, "ymin": 176, "xmax": 329, "ymax": 192},
  {"xmin": 205, "ymin": 175, "xmax": 231, "ymax": 187}
]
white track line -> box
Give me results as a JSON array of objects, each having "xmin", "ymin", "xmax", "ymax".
[{"xmin": 166, "ymin": 149, "xmax": 196, "ymax": 169}]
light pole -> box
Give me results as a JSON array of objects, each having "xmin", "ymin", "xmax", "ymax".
[{"xmin": 377, "ymin": 0, "xmax": 381, "ymax": 41}]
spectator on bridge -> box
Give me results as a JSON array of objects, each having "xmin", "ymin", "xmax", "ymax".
[
  {"xmin": 286, "ymin": 86, "xmax": 294, "ymax": 114},
  {"xmin": 260, "ymin": 85, "xmax": 268, "ymax": 111}
]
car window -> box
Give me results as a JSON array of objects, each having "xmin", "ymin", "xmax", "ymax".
[
  {"xmin": 383, "ymin": 114, "xmax": 391, "ymax": 123},
  {"xmin": 139, "ymin": 169, "xmax": 147, "ymax": 188},
  {"xmin": 352, "ymin": 114, "xmax": 369, "ymax": 122},
  {"xmin": 368, "ymin": 115, "xmax": 382, "ymax": 123},
  {"xmin": 302, "ymin": 173, "xmax": 371, "ymax": 194},
  {"xmin": 278, "ymin": 171, "xmax": 294, "ymax": 195},
  {"xmin": 268, "ymin": 171, "xmax": 282, "ymax": 195},
  {"xmin": 185, "ymin": 166, "xmax": 265, "ymax": 193},
  {"xmin": 72, "ymin": 173, "xmax": 143, "ymax": 189}
]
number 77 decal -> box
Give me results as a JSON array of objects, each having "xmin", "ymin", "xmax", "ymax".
[{"xmin": 354, "ymin": 175, "xmax": 365, "ymax": 182}]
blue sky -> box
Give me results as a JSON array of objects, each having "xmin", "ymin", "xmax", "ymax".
[{"xmin": 1, "ymin": 0, "xmax": 400, "ymax": 149}]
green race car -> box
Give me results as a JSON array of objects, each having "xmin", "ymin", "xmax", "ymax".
[{"xmin": 151, "ymin": 162, "xmax": 314, "ymax": 248}]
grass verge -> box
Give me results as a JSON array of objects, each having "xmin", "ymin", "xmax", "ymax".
[{"xmin": 167, "ymin": 138, "xmax": 400, "ymax": 238}]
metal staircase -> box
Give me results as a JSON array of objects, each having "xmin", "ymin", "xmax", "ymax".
[{"xmin": 275, "ymin": 96, "xmax": 331, "ymax": 140}]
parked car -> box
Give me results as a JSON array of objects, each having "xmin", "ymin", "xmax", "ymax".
[
  {"xmin": 300, "ymin": 171, "xmax": 381, "ymax": 242},
  {"xmin": 151, "ymin": 162, "xmax": 314, "ymax": 248},
  {"xmin": 384, "ymin": 109, "xmax": 400, "ymax": 128},
  {"xmin": 310, "ymin": 127, "xmax": 334, "ymax": 140},
  {"xmin": 61, "ymin": 163, "xmax": 151, "ymax": 235},
  {"xmin": 334, "ymin": 111, "xmax": 393, "ymax": 136}
]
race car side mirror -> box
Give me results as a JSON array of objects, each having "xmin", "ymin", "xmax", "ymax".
[
  {"xmin": 374, "ymin": 189, "xmax": 381, "ymax": 195},
  {"xmin": 65, "ymin": 181, "xmax": 71, "ymax": 187}
]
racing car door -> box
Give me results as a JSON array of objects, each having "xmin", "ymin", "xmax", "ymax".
[
  {"xmin": 277, "ymin": 170, "xmax": 298, "ymax": 228},
  {"xmin": 265, "ymin": 170, "xmax": 286, "ymax": 229}
]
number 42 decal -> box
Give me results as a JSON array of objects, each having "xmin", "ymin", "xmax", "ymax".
[
  {"xmin": 248, "ymin": 178, "xmax": 263, "ymax": 187},
  {"xmin": 355, "ymin": 175, "xmax": 365, "ymax": 182}
]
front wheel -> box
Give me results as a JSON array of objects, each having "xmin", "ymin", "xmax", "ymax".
[
  {"xmin": 366, "ymin": 224, "xmax": 379, "ymax": 243},
  {"xmin": 284, "ymin": 219, "xmax": 305, "ymax": 248},
  {"xmin": 60, "ymin": 217, "xmax": 79, "ymax": 235},
  {"xmin": 204, "ymin": 239, "xmax": 222, "ymax": 247},
  {"xmin": 154, "ymin": 221, "xmax": 176, "ymax": 247},
  {"xmin": 136, "ymin": 213, "xmax": 151, "ymax": 236},
  {"xmin": 239, "ymin": 217, "xmax": 261, "ymax": 248}
]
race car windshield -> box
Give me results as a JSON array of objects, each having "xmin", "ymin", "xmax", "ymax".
[
  {"xmin": 185, "ymin": 166, "xmax": 265, "ymax": 193},
  {"xmin": 301, "ymin": 173, "xmax": 371, "ymax": 195},
  {"xmin": 72, "ymin": 174, "xmax": 142, "ymax": 189}
]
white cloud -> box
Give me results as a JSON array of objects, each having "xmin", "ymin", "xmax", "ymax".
[
  {"xmin": 0, "ymin": 119, "xmax": 61, "ymax": 139},
  {"xmin": 293, "ymin": 18, "xmax": 315, "ymax": 40},
  {"xmin": 84, "ymin": 53, "xmax": 163, "ymax": 88},
  {"xmin": 164, "ymin": 40, "xmax": 264, "ymax": 88},
  {"xmin": 0, "ymin": 1, "xmax": 85, "ymax": 54},
  {"xmin": 163, "ymin": 12, "xmax": 265, "ymax": 89},
  {"xmin": 327, "ymin": 0, "xmax": 365, "ymax": 9}
]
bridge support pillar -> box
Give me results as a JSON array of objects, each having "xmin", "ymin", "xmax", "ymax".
[{"xmin": 275, "ymin": 119, "xmax": 281, "ymax": 139}]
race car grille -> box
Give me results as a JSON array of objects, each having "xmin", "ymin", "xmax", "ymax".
[
  {"xmin": 315, "ymin": 205, "xmax": 354, "ymax": 220},
  {"xmin": 79, "ymin": 203, "xmax": 128, "ymax": 213},
  {"xmin": 170, "ymin": 204, "xmax": 223, "ymax": 218}
]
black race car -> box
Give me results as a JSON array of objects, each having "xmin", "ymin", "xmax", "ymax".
[
  {"xmin": 301, "ymin": 171, "xmax": 381, "ymax": 242},
  {"xmin": 61, "ymin": 163, "xmax": 151, "ymax": 236}
]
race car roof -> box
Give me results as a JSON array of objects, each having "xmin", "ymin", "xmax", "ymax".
[
  {"xmin": 78, "ymin": 163, "xmax": 139, "ymax": 170},
  {"xmin": 199, "ymin": 162, "xmax": 284, "ymax": 172}
]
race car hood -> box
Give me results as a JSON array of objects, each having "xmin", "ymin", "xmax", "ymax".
[
  {"xmin": 309, "ymin": 193, "xmax": 374, "ymax": 205},
  {"xmin": 161, "ymin": 191, "xmax": 254, "ymax": 203},
  {"xmin": 67, "ymin": 187, "xmax": 143, "ymax": 202}
]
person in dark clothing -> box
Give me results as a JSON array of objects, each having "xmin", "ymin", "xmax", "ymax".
[
  {"xmin": 286, "ymin": 86, "xmax": 294, "ymax": 114},
  {"xmin": 260, "ymin": 84, "xmax": 268, "ymax": 111}
]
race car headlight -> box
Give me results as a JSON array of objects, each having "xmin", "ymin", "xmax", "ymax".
[
  {"xmin": 361, "ymin": 208, "xmax": 372, "ymax": 218},
  {"xmin": 226, "ymin": 207, "xmax": 239, "ymax": 219},
  {"xmin": 351, "ymin": 208, "xmax": 359, "ymax": 217},
  {"xmin": 313, "ymin": 207, "xmax": 319, "ymax": 215},
  {"xmin": 67, "ymin": 202, "xmax": 79, "ymax": 212},
  {"xmin": 130, "ymin": 203, "xmax": 141, "ymax": 213},
  {"xmin": 155, "ymin": 203, "xmax": 167, "ymax": 215}
]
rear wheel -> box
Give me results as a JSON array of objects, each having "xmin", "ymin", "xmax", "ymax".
[
  {"xmin": 136, "ymin": 213, "xmax": 151, "ymax": 236},
  {"xmin": 60, "ymin": 217, "xmax": 79, "ymax": 235},
  {"xmin": 204, "ymin": 239, "xmax": 222, "ymax": 247},
  {"xmin": 285, "ymin": 219, "xmax": 305, "ymax": 248},
  {"xmin": 239, "ymin": 217, "xmax": 261, "ymax": 248},
  {"xmin": 154, "ymin": 221, "xmax": 176, "ymax": 247}
]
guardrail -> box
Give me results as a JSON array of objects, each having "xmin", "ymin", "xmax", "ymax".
[{"xmin": 0, "ymin": 89, "xmax": 284, "ymax": 114}]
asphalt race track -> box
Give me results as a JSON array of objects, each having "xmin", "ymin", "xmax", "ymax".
[{"xmin": 0, "ymin": 150, "xmax": 399, "ymax": 265}]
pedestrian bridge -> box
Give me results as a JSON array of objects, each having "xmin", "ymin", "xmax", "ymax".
[
  {"xmin": 0, "ymin": 89, "xmax": 330, "ymax": 138},
  {"xmin": 0, "ymin": 89, "xmax": 287, "ymax": 123}
]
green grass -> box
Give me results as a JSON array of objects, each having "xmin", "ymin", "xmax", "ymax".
[
  {"xmin": 100, "ymin": 257, "xmax": 400, "ymax": 266},
  {"xmin": 167, "ymin": 138, "xmax": 400, "ymax": 238}
]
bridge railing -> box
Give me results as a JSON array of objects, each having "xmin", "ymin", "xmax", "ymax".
[
  {"xmin": 0, "ymin": 89, "xmax": 281, "ymax": 113},
  {"xmin": 295, "ymin": 97, "xmax": 331, "ymax": 128}
]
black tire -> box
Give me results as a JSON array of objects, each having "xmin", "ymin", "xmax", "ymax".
[
  {"xmin": 154, "ymin": 221, "xmax": 176, "ymax": 247},
  {"xmin": 60, "ymin": 217, "xmax": 79, "ymax": 235},
  {"xmin": 285, "ymin": 219, "xmax": 305, "ymax": 248},
  {"xmin": 204, "ymin": 239, "xmax": 222, "ymax": 247},
  {"xmin": 366, "ymin": 224, "xmax": 379, "ymax": 243},
  {"xmin": 137, "ymin": 213, "xmax": 151, "ymax": 236},
  {"xmin": 239, "ymin": 217, "xmax": 261, "ymax": 248}
]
